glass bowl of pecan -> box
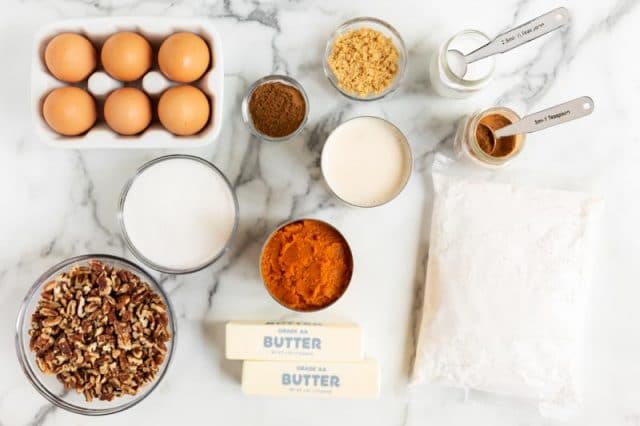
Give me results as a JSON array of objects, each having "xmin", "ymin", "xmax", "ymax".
[{"xmin": 15, "ymin": 254, "xmax": 176, "ymax": 415}]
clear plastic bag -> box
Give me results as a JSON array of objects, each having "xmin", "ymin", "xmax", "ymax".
[{"xmin": 412, "ymin": 153, "xmax": 603, "ymax": 418}]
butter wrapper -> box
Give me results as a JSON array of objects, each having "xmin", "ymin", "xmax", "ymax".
[
  {"xmin": 242, "ymin": 359, "xmax": 379, "ymax": 399},
  {"xmin": 225, "ymin": 321, "xmax": 362, "ymax": 361}
]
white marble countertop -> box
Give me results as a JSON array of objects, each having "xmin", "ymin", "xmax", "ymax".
[{"xmin": 1, "ymin": 0, "xmax": 639, "ymax": 424}]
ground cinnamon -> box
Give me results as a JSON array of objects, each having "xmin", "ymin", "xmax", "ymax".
[
  {"xmin": 475, "ymin": 113, "xmax": 518, "ymax": 157},
  {"xmin": 260, "ymin": 219, "xmax": 353, "ymax": 311},
  {"xmin": 248, "ymin": 82, "xmax": 306, "ymax": 138}
]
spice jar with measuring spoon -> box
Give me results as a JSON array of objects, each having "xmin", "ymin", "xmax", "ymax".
[
  {"xmin": 430, "ymin": 7, "xmax": 569, "ymax": 98},
  {"xmin": 455, "ymin": 96, "xmax": 595, "ymax": 168}
]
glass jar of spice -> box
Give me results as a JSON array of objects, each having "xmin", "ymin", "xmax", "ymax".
[
  {"xmin": 241, "ymin": 74, "xmax": 309, "ymax": 141},
  {"xmin": 454, "ymin": 107, "xmax": 526, "ymax": 168},
  {"xmin": 429, "ymin": 30, "xmax": 495, "ymax": 98}
]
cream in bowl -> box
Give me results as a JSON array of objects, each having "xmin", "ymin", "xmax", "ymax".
[{"xmin": 321, "ymin": 116, "xmax": 412, "ymax": 207}]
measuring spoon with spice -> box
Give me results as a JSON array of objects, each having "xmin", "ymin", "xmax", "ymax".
[
  {"xmin": 447, "ymin": 7, "xmax": 569, "ymax": 78},
  {"xmin": 241, "ymin": 75, "xmax": 309, "ymax": 141},
  {"xmin": 479, "ymin": 96, "xmax": 594, "ymax": 155}
]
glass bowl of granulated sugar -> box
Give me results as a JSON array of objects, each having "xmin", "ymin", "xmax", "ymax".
[{"xmin": 118, "ymin": 154, "xmax": 239, "ymax": 274}]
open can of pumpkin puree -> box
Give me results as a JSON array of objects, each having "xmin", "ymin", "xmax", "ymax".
[{"xmin": 260, "ymin": 218, "xmax": 354, "ymax": 312}]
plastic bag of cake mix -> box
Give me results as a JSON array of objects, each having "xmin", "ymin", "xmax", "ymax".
[{"xmin": 412, "ymin": 154, "xmax": 603, "ymax": 417}]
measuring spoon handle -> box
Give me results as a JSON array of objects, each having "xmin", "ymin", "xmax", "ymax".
[
  {"xmin": 494, "ymin": 96, "xmax": 595, "ymax": 139},
  {"xmin": 465, "ymin": 7, "xmax": 570, "ymax": 64}
]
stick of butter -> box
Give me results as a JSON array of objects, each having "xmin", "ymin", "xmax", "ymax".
[
  {"xmin": 226, "ymin": 321, "xmax": 362, "ymax": 361},
  {"xmin": 242, "ymin": 360, "xmax": 380, "ymax": 398}
]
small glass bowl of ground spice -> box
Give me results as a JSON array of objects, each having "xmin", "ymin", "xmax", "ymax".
[
  {"xmin": 454, "ymin": 107, "xmax": 526, "ymax": 168},
  {"xmin": 241, "ymin": 75, "xmax": 309, "ymax": 141},
  {"xmin": 323, "ymin": 17, "xmax": 407, "ymax": 101},
  {"xmin": 260, "ymin": 219, "xmax": 354, "ymax": 312}
]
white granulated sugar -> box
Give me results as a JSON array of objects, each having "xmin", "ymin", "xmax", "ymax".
[
  {"xmin": 413, "ymin": 173, "xmax": 601, "ymax": 409},
  {"xmin": 122, "ymin": 158, "xmax": 237, "ymax": 271}
]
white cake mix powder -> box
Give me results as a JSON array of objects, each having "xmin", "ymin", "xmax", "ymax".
[{"xmin": 413, "ymin": 172, "xmax": 601, "ymax": 412}]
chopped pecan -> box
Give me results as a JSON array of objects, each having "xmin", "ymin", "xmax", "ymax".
[
  {"xmin": 42, "ymin": 316, "xmax": 62, "ymax": 327},
  {"xmin": 28, "ymin": 260, "xmax": 170, "ymax": 402},
  {"xmin": 39, "ymin": 307, "xmax": 58, "ymax": 317},
  {"xmin": 97, "ymin": 276, "xmax": 113, "ymax": 296}
]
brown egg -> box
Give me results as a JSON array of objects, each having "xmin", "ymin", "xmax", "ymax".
[
  {"xmin": 42, "ymin": 87, "xmax": 96, "ymax": 136},
  {"xmin": 44, "ymin": 33, "xmax": 96, "ymax": 83},
  {"xmin": 158, "ymin": 32, "xmax": 210, "ymax": 83},
  {"xmin": 104, "ymin": 88, "xmax": 152, "ymax": 135},
  {"xmin": 158, "ymin": 85, "xmax": 210, "ymax": 136},
  {"xmin": 101, "ymin": 32, "xmax": 152, "ymax": 82}
]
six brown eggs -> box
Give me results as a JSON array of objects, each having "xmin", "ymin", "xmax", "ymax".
[{"xmin": 41, "ymin": 31, "xmax": 212, "ymax": 137}]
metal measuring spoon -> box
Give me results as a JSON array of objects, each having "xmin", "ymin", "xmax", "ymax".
[
  {"xmin": 483, "ymin": 96, "xmax": 595, "ymax": 154},
  {"xmin": 448, "ymin": 7, "xmax": 570, "ymax": 78}
]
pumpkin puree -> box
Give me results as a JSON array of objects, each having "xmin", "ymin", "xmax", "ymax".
[{"xmin": 261, "ymin": 220, "xmax": 353, "ymax": 311}]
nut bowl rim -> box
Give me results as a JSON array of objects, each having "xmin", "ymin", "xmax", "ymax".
[{"xmin": 15, "ymin": 253, "xmax": 177, "ymax": 416}]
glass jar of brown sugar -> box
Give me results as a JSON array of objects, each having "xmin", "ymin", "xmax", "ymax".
[{"xmin": 454, "ymin": 107, "xmax": 526, "ymax": 168}]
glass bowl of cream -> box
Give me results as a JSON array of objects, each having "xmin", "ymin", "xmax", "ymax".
[
  {"xmin": 118, "ymin": 155, "xmax": 239, "ymax": 274},
  {"xmin": 321, "ymin": 116, "xmax": 413, "ymax": 207}
]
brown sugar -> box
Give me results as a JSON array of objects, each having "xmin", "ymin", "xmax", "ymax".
[
  {"xmin": 260, "ymin": 220, "xmax": 353, "ymax": 311},
  {"xmin": 475, "ymin": 113, "xmax": 518, "ymax": 157},
  {"xmin": 248, "ymin": 82, "xmax": 306, "ymax": 138},
  {"xmin": 327, "ymin": 27, "xmax": 399, "ymax": 97}
]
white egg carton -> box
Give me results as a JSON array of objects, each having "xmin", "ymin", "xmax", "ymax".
[{"xmin": 31, "ymin": 17, "xmax": 224, "ymax": 149}]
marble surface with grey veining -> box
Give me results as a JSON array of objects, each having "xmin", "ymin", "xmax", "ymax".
[{"xmin": 1, "ymin": 0, "xmax": 639, "ymax": 424}]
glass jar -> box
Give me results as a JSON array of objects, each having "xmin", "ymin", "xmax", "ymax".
[
  {"xmin": 429, "ymin": 30, "xmax": 495, "ymax": 98},
  {"xmin": 454, "ymin": 107, "xmax": 526, "ymax": 168}
]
